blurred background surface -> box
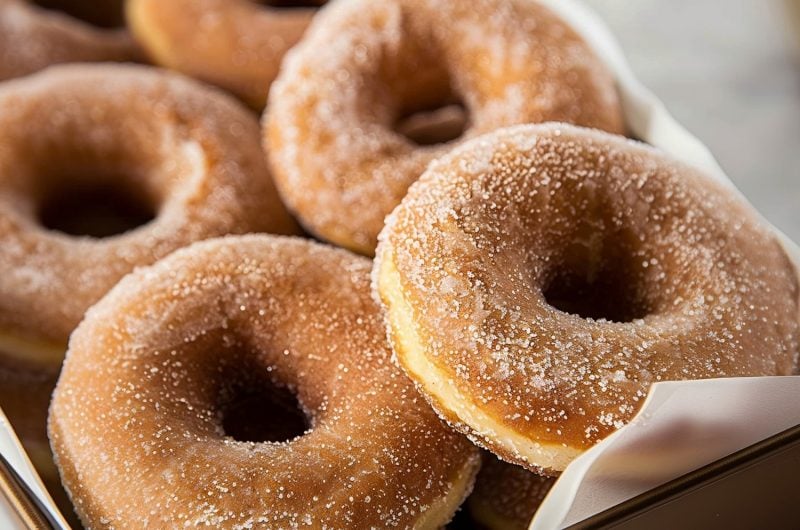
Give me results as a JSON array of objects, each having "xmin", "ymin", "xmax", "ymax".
[{"xmin": 586, "ymin": 0, "xmax": 800, "ymax": 241}]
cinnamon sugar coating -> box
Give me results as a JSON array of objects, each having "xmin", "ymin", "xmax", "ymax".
[
  {"xmin": 0, "ymin": 64, "xmax": 298, "ymax": 364},
  {"xmin": 49, "ymin": 236, "xmax": 480, "ymax": 529},
  {"xmin": 265, "ymin": 0, "xmax": 624, "ymax": 255},
  {"xmin": 0, "ymin": 0, "xmax": 138, "ymax": 81},
  {"xmin": 374, "ymin": 124, "xmax": 799, "ymax": 473},
  {"xmin": 127, "ymin": 0, "xmax": 326, "ymax": 109}
]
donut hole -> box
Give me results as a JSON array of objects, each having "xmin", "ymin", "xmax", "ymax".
[
  {"xmin": 388, "ymin": 53, "xmax": 470, "ymax": 147},
  {"xmin": 259, "ymin": 0, "xmax": 327, "ymax": 9},
  {"xmin": 220, "ymin": 378, "xmax": 310, "ymax": 444},
  {"xmin": 38, "ymin": 180, "xmax": 157, "ymax": 238},
  {"xmin": 542, "ymin": 240, "xmax": 654, "ymax": 323},
  {"xmin": 394, "ymin": 102, "xmax": 469, "ymax": 146},
  {"xmin": 30, "ymin": 0, "xmax": 126, "ymax": 29}
]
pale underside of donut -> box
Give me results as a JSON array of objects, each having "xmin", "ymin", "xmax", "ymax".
[{"xmin": 379, "ymin": 250, "xmax": 582, "ymax": 473}]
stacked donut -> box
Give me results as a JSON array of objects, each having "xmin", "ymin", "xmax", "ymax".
[{"xmin": 0, "ymin": 0, "xmax": 796, "ymax": 529}]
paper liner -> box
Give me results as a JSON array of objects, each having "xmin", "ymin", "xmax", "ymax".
[
  {"xmin": 530, "ymin": 377, "xmax": 800, "ymax": 529},
  {"xmin": 0, "ymin": 410, "xmax": 67, "ymax": 529}
]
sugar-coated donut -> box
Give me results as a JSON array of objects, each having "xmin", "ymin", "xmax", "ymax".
[
  {"xmin": 0, "ymin": 0, "xmax": 138, "ymax": 81},
  {"xmin": 49, "ymin": 236, "xmax": 481, "ymax": 529},
  {"xmin": 467, "ymin": 454, "xmax": 554, "ymax": 530},
  {"xmin": 0, "ymin": 64, "xmax": 297, "ymax": 371},
  {"xmin": 374, "ymin": 123, "xmax": 799, "ymax": 473},
  {"xmin": 0, "ymin": 64, "xmax": 297, "ymax": 515},
  {"xmin": 266, "ymin": 0, "xmax": 625, "ymax": 255},
  {"xmin": 127, "ymin": 0, "xmax": 326, "ymax": 109}
]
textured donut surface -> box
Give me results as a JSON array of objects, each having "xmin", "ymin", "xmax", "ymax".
[
  {"xmin": 375, "ymin": 123, "xmax": 799, "ymax": 472},
  {"xmin": 0, "ymin": 0, "xmax": 138, "ymax": 81},
  {"xmin": 0, "ymin": 64, "xmax": 297, "ymax": 366},
  {"xmin": 127, "ymin": 0, "xmax": 325, "ymax": 108},
  {"xmin": 266, "ymin": 0, "xmax": 624, "ymax": 254},
  {"xmin": 49, "ymin": 236, "xmax": 480, "ymax": 529}
]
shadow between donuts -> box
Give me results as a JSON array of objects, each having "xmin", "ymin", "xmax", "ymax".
[
  {"xmin": 30, "ymin": 0, "xmax": 126, "ymax": 29},
  {"xmin": 446, "ymin": 508, "xmax": 489, "ymax": 530},
  {"xmin": 258, "ymin": 0, "xmax": 328, "ymax": 8}
]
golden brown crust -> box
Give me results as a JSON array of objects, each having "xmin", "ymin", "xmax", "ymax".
[
  {"xmin": 374, "ymin": 123, "xmax": 799, "ymax": 472},
  {"xmin": 266, "ymin": 0, "xmax": 625, "ymax": 255},
  {"xmin": 467, "ymin": 454, "xmax": 554, "ymax": 530},
  {"xmin": 0, "ymin": 0, "xmax": 139, "ymax": 81},
  {"xmin": 0, "ymin": 64, "xmax": 298, "ymax": 366},
  {"xmin": 49, "ymin": 236, "xmax": 480, "ymax": 529},
  {"xmin": 127, "ymin": 0, "xmax": 325, "ymax": 108}
]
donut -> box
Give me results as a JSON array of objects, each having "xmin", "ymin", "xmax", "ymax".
[
  {"xmin": 374, "ymin": 123, "xmax": 799, "ymax": 473},
  {"xmin": 0, "ymin": 0, "xmax": 138, "ymax": 81},
  {"xmin": 266, "ymin": 0, "xmax": 625, "ymax": 255},
  {"xmin": 0, "ymin": 64, "xmax": 298, "ymax": 502},
  {"xmin": 127, "ymin": 0, "xmax": 327, "ymax": 109},
  {"xmin": 48, "ymin": 236, "xmax": 481, "ymax": 529},
  {"xmin": 467, "ymin": 455, "xmax": 554, "ymax": 530},
  {"xmin": 0, "ymin": 63, "xmax": 297, "ymax": 370}
]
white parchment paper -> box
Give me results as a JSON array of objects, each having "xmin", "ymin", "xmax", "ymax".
[
  {"xmin": 0, "ymin": 410, "xmax": 68, "ymax": 528},
  {"xmin": 530, "ymin": 377, "xmax": 800, "ymax": 528}
]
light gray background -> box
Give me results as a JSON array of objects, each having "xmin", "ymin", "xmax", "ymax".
[{"xmin": 585, "ymin": 0, "xmax": 800, "ymax": 240}]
